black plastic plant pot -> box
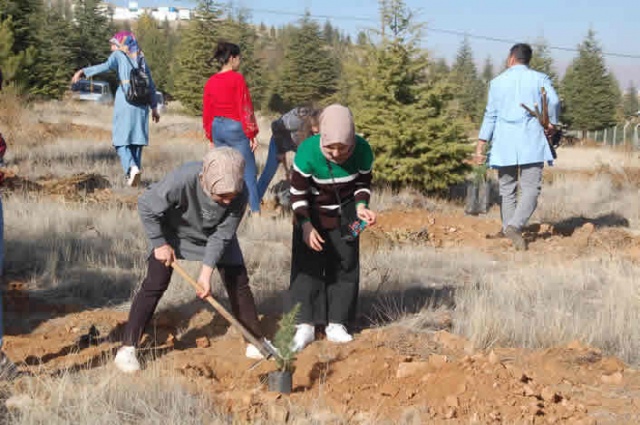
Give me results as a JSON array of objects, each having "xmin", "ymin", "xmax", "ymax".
[{"xmin": 268, "ymin": 371, "xmax": 292, "ymax": 394}]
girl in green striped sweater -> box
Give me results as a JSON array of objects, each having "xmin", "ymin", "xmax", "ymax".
[{"xmin": 289, "ymin": 104, "xmax": 377, "ymax": 352}]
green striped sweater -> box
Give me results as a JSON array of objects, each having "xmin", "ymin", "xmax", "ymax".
[{"xmin": 290, "ymin": 134, "xmax": 374, "ymax": 229}]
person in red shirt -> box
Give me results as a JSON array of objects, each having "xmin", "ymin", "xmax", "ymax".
[{"xmin": 203, "ymin": 42, "xmax": 261, "ymax": 213}]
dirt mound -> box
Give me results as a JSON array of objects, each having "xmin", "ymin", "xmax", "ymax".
[
  {"xmin": 1, "ymin": 170, "xmax": 137, "ymax": 207},
  {"xmin": 3, "ymin": 170, "xmax": 109, "ymax": 194},
  {"xmin": 367, "ymin": 209, "xmax": 640, "ymax": 261},
  {"xmin": 38, "ymin": 173, "xmax": 111, "ymax": 195},
  {"xmin": 4, "ymin": 306, "xmax": 639, "ymax": 424}
]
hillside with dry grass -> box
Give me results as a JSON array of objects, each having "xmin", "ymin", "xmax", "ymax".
[{"xmin": 2, "ymin": 94, "xmax": 640, "ymax": 424}]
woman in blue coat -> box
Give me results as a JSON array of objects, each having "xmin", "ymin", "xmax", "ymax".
[{"xmin": 72, "ymin": 31, "xmax": 160, "ymax": 186}]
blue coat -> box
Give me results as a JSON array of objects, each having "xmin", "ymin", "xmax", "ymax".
[
  {"xmin": 478, "ymin": 64, "xmax": 560, "ymax": 167},
  {"xmin": 83, "ymin": 51, "xmax": 157, "ymax": 147}
]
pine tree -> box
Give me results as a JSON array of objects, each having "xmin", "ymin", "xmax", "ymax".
[
  {"xmin": 529, "ymin": 39, "xmax": 557, "ymax": 83},
  {"xmin": 623, "ymin": 82, "xmax": 639, "ymax": 117},
  {"xmin": 451, "ymin": 37, "xmax": 484, "ymax": 123},
  {"xmin": 30, "ymin": 9, "xmax": 74, "ymax": 98},
  {"xmin": 0, "ymin": 1, "xmax": 38, "ymax": 88},
  {"xmin": 162, "ymin": 18, "xmax": 180, "ymax": 94},
  {"xmin": 278, "ymin": 13, "xmax": 338, "ymax": 108},
  {"xmin": 173, "ymin": 0, "xmax": 222, "ymax": 114},
  {"xmin": 351, "ymin": 0, "xmax": 469, "ymax": 192},
  {"xmin": 0, "ymin": 17, "xmax": 30, "ymax": 84},
  {"xmin": 0, "ymin": 0, "xmax": 41, "ymax": 54},
  {"xmin": 272, "ymin": 303, "xmax": 300, "ymax": 373},
  {"xmin": 135, "ymin": 14, "xmax": 174, "ymax": 94},
  {"xmin": 323, "ymin": 20, "xmax": 334, "ymax": 45},
  {"xmin": 481, "ymin": 56, "xmax": 494, "ymax": 84},
  {"xmin": 561, "ymin": 29, "xmax": 619, "ymax": 136},
  {"xmin": 429, "ymin": 57, "xmax": 449, "ymax": 82},
  {"xmin": 217, "ymin": 9, "xmax": 266, "ymax": 108},
  {"xmin": 71, "ymin": 0, "xmax": 113, "ymax": 70}
]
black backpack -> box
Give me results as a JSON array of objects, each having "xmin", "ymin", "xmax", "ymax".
[{"xmin": 119, "ymin": 52, "xmax": 152, "ymax": 107}]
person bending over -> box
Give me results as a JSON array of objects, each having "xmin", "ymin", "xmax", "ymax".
[{"xmin": 114, "ymin": 147, "xmax": 273, "ymax": 373}]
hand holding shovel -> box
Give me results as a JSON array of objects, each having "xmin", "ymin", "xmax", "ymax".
[{"xmin": 170, "ymin": 262, "xmax": 282, "ymax": 362}]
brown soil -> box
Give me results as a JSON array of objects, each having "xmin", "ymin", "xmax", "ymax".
[
  {"xmin": 4, "ymin": 304, "xmax": 640, "ymax": 424},
  {"xmin": 1, "ymin": 170, "xmax": 138, "ymax": 207},
  {"xmin": 366, "ymin": 209, "xmax": 640, "ymax": 262},
  {"xmin": 4, "ymin": 173, "xmax": 640, "ymax": 422}
]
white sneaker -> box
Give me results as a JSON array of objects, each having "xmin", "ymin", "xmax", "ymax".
[
  {"xmin": 127, "ymin": 166, "xmax": 141, "ymax": 187},
  {"xmin": 245, "ymin": 338, "xmax": 279, "ymax": 360},
  {"xmin": 326, "ymin": 323, "xmax": 353, "ymax": 343},
  {"xmin": 292, "ymin": 324, "xmax": 315, "ymax": 352},
  {"xmin": 114, "ymin": 346, "xmax": 140, "ymax": 373}
]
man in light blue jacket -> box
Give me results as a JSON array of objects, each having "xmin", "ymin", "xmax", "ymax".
[{"xmin": 475, "ymin": 43, "xmax": 560, "ymax": 251}]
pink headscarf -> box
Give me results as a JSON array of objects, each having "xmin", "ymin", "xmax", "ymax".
[
  {"xmin": 109, "ymin": 31, "xmax": 141, "ymax": 59},
  {"xmin": 199, "ymin": 147, "xmax": 245, "ymax": 197},
  {"xmin": 319, "ymin": 104, "xmax": 356, "ymax": 163}
]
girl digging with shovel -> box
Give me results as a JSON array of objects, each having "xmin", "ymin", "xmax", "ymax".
[{"xmin": 114, "ymin": 147, "xmax": 275, "ymax": 373}]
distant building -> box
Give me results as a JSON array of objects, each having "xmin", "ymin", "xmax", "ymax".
[
  {"xmin": 151, "ymin": 6, "xmax": 178, "ymax": 21},
  {"xmin": 104, "ymin": 1, "xmax": 192, "ymax": 21}
]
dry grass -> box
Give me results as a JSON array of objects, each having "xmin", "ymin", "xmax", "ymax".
[
  {"xmin": 3, "ymin": 196, "xmax": 146, "ymax": 307},
  {"xmin": 553, "ymin": 146, "xmax": 640, "ymax": 171},
  {"xmin": 3, "ymin": 365, "xmax": 222, "ymax": 425},
  {"xmin": 454, "ymin": 256, "xmax": 640, "ymax": 364},
  {"xmin": 535, "ymin": 173, "xmax": 640, "ymax": 230},
  {"xmin": 4, "ymin": 98, "xmax": 640, "ymax": 423}
]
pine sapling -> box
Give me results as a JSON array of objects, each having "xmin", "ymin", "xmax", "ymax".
[{"xmin": 272, "ymin": 304, "xmax": 300, "ymax": 373}]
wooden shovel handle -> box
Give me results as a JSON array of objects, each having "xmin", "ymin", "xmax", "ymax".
[{"xmin": 170, "ymin": 262, "xmax": 278, "ymax": 361}]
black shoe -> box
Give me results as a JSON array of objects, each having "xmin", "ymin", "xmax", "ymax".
[
  {"xmin": 0, "ymin": 351, "xmax": 19, "ymax": 381},
  {"xmin": 504, "ymin": 226, "xmax": 527, "ymax": 251}
]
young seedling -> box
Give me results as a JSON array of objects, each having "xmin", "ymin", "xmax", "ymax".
[
  {"xmin": 272, "ymin": 304, "xmax": 300, "ymax": 373},
  {"xmin": 267, "ymin": 304, "xmax": 301, "ymax": 393}
]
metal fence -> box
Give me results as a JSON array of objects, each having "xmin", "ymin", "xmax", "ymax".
[{"xmin": 585, "ymin": 122, "xmax": 640, "ymax": 147}]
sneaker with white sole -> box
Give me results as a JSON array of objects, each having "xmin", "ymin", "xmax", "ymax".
[
  {"xmin": 325, "ymin": 323, "xmax": 353, "ymax": 343},
  {"xmin": 114, "ymin": 346, "xmax": 140, "ymax": 373},
  {"xmin": 245, "ymin": 338, "xmax": 279, "ymax": 360},
  {"xmin": 292, "ymin": 323, "xmax": 315, "ymax": 352},
  {"xmin": 127, "ymin": 166, "xmax": 141, "ymax": 187}
]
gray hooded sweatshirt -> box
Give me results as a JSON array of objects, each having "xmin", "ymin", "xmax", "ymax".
[{"xmin": 138, "ymin": 161, "xmax": 246, "ymax": 267}]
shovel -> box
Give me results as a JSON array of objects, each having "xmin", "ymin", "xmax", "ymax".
[{"xmin": 170, "ymin": 262, "xmax": 281, "ymax": 362}]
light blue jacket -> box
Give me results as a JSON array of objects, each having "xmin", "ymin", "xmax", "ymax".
[
  {"xmin": 478, "ymin": 64, "xmax": 560, "ymax": 167},
  {"xmin": 83, "ymin": 51, "xmax": 157, "ymax": 146}
]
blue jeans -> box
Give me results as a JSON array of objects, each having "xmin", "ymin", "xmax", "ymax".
[
  {"xmin": 212, "ymin": 117, "xmax": 260, "ymax": 212},
  {"xmin": 115, "ymin": 145, "xmax": 143, "ymax": 176},
  {"xmin": 257, "ymin": 137, "xmax": 281, "ymax": 201},
  {"xmin": 0, "ymin": 198, "xmax": 4, "ymax": 348}
]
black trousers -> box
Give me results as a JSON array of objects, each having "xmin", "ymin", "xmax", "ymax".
[
  {"xmin": 289, "ymin": 224, "xmax": 360, "ymax": 326},
  {"xmin": 122, "ymin": 256, "xmax": 262, "ymax": 347}
]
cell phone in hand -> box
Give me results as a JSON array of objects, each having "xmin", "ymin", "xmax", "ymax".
[{"xmin": 348, "ymin": 219, "xmax": 368, "ymax": 238}]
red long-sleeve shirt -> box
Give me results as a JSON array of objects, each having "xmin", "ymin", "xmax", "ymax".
[{"xmin": 202, "ymin": 70, "xmax": 259, "ymax": 142}]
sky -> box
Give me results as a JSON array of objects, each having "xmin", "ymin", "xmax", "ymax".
[{"xmin": 114, "ymin": 0, "xmax": 639, "ymax": 89}]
